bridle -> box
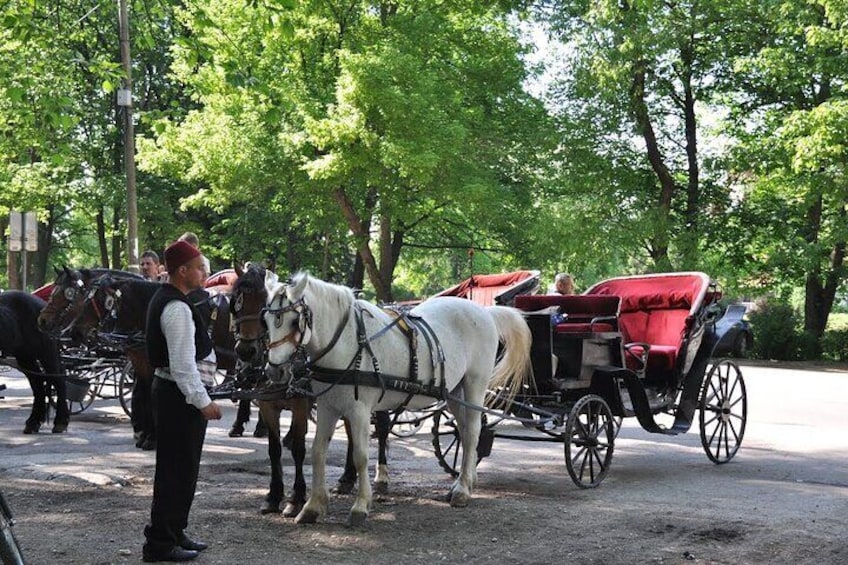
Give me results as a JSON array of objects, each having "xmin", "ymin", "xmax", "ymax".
[
  {"xmin": 41, "ymin": 277, "xmax": 86, "ymax": 334},
  {"xmin": 78, "ymin": 278, "xmax": 122, "ymax": 335},
  {"xmin": 264, "ymin": 293, "xmax": 313, "ymax": 352}
]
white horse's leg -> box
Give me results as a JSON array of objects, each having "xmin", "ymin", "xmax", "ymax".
[
  {"xmin": 347, "ymin": 407, "xmax": 373, "ymax": 526},
  {"xmin": 295, "ymin": 405, "xmax": 337, "ymax": 524},
  {"xmin": 451, "ymin": 373, "xmax": 489, "ymax": 508}
]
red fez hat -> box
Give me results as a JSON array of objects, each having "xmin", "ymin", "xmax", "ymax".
[{"xmin": 164, "ymin": 240, "xmax": 201, "ymax": 272}]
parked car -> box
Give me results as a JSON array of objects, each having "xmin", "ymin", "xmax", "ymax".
[{"xmin": 713, "ymin": 303, "xmax": 754, "ymax": 357}]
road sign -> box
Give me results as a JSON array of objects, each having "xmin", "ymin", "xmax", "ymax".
[
  {"xmin": 8, "ymin": 211, "xmax": 22, "ymax": 252},
  {"xmin": 24, "ymin": 211, "xmax": 38, "ymax": 251}
]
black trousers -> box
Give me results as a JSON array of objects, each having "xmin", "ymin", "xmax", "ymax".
[{"xmin": 144, "ymin": 377, "xmax": 207, "ymax": 553}]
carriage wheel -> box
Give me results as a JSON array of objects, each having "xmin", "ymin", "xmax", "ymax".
[
  {"xmin": 564, "ymin": 394, "xmax": 615, "ymax": 488},
  {"xmin": 389, "ymin": 409, "xmax": 427, "ymax": 438},
  {"xmin": 118, "ymin": 361, "xmax": 134, "ymax": 418},
  {"xmin": 699, "ymin": 359, "xmax": 747, "ymax": 464},
  {"xmin": 431, "ymin": 408, "xmax": 488, "ymax": 477}
]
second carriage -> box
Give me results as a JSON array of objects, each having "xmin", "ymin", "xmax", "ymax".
[{"xmin": 431, "ymin": 271, "xmax": 747, "ymax": 488}]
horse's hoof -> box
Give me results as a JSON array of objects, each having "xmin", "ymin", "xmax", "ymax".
[
  {"xmin": 295, "ymin": 508, "xmax": 320, "ymax": 524},
  {"xmin": 373, "ymin": 481, "xmax": 388, "ymax": 496},
  {"xmin": 260, "ymin": 503, "xmax": 282, "ymax": 515},
  {"xmin": 51, "ymin": 423, "xmax": 68, "ymax": 434},
  {"xmin": 228, "ymin": 426, "xmax": 244, "ymax": 438},
  {"xmin": 333, "ymin": 481, "xmax": 355, "ymax": 495},
  {"xmin": 140, "ymin": 439, "xmax": 156, "ymax": 451},
  {"xmin": 253, "ymin": 426, "xmax": 268, "ymax": 438},
  {"xmin": 282, "ymin": 502, "xmax": 303, "ymax": 518},
  {"xmin": 434, "ymin": 490, "xmax": 452, "ymax": 503},
  {"xmin": 23, "ymin": 424, "xmax": 40, "ymax": 434},
  {"xmin": 449, "ymin": 491, "xmax": 470, "ymax": 508},
  {"xmin": 347, "ymin": 511, "xmax": 368, "ymax": 527}
]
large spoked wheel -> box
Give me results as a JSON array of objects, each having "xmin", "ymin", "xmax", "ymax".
[
  {"xmin": 564, "ymin": 394, "xmax": 615, "ymax": 488},
  {"xmin": 699, "ymin": 359, "xmax": 747, "ymax": 463},
  {"xmin": 431, "ymin": 408, "xmax": 488, "ymax": 477},
  {"xmin": 118, "ymin": 361, "xmax": 135, "ymax": 418}
]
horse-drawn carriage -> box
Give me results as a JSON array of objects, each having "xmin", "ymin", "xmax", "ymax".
[{"xmin": 431, "ymin": 271, "xmax": 746, "ymax": 488}]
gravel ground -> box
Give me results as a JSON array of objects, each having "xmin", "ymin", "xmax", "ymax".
[{"xmin": 1, "ymin": 361, "xmax": 847, "ymax": 564}]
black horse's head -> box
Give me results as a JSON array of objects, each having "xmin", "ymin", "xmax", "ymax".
[{"xmin": 231, "ymin": 263, "xmax": 268, "ymax": 367}]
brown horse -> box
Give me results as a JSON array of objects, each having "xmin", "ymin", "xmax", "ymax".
[{"xmin": 231, "ymin": 264, "xmax": 391, "ymax": 516}]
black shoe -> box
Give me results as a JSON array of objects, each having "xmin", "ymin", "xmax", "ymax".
[
  {"xmin": 142, "ymin": 547, "xmax": 199, "ymax": 562},
  {"xmin": 179, "ymin": 536, "xmax": 208, "ymax": 552}
]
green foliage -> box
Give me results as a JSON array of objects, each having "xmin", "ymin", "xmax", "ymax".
[{"xmin": 748, "ymin": 301, "xmax": 803, "ymax": 361}]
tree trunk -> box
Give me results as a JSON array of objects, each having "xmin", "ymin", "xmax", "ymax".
[
  {"xmin": 97, "ymin": 207, "xmax": 109, "ymax": 267},
  {"xmin": 803, "ymin": 200, "xmax": 847, "ymax": 342},
  {"xmin": 350, "ymin": 252, "xmax": 365, "ymax": 290},
  {"xmin": 333, "ymin": 187, "xmax": 393, "ymax": 302},
  {"xmin": 111, "ymin": 205, "xmax": 122, "ymax": 269},
  {"xmin": 32, "ymin": 205, "xmax": 58, "ymax": 288},
  {"xmin": 630, "ymin": 60, "xmax": 676, "ymax": 270},
  {"xmin": 681, "ymin": 42, "xmax": 700, "ymax": 268}
]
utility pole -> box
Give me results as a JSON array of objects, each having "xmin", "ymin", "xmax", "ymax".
[{"xmin": 118, "ymin": 0, "xmax": 139, "ymax": 273}]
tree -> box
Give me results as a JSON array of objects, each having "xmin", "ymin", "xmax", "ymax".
[
  {"xmin": 719, "ymin": 0, "xmax": 848, "ymax": 347},
  {"xmin": 139, "ymin": 0, "xmax": 553, "ymax": 301},
  {"xmin": 540, "ymin": 0, "xmax": 747, "ymax": 273}
]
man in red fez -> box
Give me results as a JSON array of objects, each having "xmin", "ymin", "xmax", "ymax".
[{"xmin": 142, "ymin": 240, "xmax": 222, "ymax": 563}]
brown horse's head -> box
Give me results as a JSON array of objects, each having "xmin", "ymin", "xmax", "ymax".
[
  {"xmin": 232, "ymin": 263, "xmax": 268, "ymax": 367},
  {"xmin": 37, "ymin": 266, "xmax": 94, "ymax": 336}
]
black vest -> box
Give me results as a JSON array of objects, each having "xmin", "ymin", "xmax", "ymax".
[{"xmin": 146, "ymin": 284, "xmax": 214, "ymax": 370}]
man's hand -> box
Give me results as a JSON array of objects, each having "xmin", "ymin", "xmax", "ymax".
[{"xmin": 200, "ymin": 401, "xmax": 222, "ymax": 421}]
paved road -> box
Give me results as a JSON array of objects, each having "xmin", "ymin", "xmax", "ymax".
[{"xmin": 2, "ymin": 361, "xmax": 846, "ymax": 488}]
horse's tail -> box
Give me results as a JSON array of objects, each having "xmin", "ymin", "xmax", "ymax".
[{"xmin": 486, "ymin": 306, "xmax": 533, "ymax": 407}]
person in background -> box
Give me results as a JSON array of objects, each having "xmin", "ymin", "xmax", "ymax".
[
  {"xmin": 142, "ymin": 240, "xmax": 222, "ymax": 563},
  {"xmin": 553, "ymin": 273, "xmax": 575, "ymax": 295},
  {"xmin": 177, "ymin": 232, "xmax": 211, "ymax": 280},
  {"xmin": 140, "ymin": 251, "xmax": 162, "ymax": 281}
]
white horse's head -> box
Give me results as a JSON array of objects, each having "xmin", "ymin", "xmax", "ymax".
[{"xmin": 264, "ymin": 272, "xmax": 311, "ymax": 367}]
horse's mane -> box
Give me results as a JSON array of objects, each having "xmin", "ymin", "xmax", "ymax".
[{"xmin": 298, "ymin": 273, "xmax": 355, "ymax": 317}]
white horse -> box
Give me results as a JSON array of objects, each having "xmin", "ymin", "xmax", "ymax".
[{"xmin": 263, "ymin": 272, "xmax": 532, "ymax": 526}]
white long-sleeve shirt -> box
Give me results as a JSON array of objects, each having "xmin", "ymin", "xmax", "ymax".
[{"xmin": 153, "ymin": 300, "xmax": 216, "ymax": 410}]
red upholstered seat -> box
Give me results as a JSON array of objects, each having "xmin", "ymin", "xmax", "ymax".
[{"xmin": 585, "ymin": 273, "xmax": 710, "ymax": 376}]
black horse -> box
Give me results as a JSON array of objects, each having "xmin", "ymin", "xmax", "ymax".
[
  {"xmin": 69, "ymin": 276, "xmax": 241, "ymax": 451},
  {"xmin": 0, "ymin": 291, "xmax": 69, "ymax": 434},
  {"xmin": 231, "ymin": 264, "xmax": 392, "ymax": 517}
]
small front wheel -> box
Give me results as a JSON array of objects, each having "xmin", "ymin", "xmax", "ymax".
[
  {"xmin": 564, "ymin": 394, "xmax": 615, "ymax": 488},
  {"xmin": 699, "ymin": 359, "xmax": 747, "ymax": 463},
  {"xmin": 118, "ymin": 361, "xmax": 135, "ymax": 418}
]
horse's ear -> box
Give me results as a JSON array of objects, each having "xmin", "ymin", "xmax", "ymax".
[
  {"xmin": 54, "ymin": 266, "xmax": 61, "ymax": 276},
  {"xmin": 264, "ymin": 269, "xmax": 279, "ymax": 296},
  {"xmin": 234, "ymin": 262, "xmax": 244, "ymax": 278},
  {"xmin": 289, "ymin": 272, "xmax": 308, "ymax": 299},
  {"xmin": 63, "ymin": 265, "xmax": 72, "ymax": 277}
]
